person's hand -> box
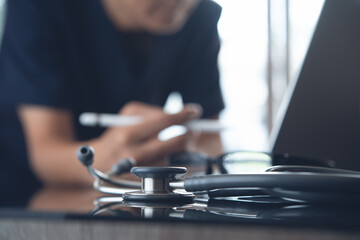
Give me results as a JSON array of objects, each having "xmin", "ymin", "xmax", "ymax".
[{"xmin": 92, "ymin": 101, "xmax": 202, "ymax": 171}]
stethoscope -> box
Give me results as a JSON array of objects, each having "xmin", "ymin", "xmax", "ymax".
[{"xmin": 77, "ymin": 145, "xmax": 360, "ymax": 204}]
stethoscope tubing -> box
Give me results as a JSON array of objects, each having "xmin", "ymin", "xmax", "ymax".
[
  {"xmin": 184, "ymin": 172, "xmax": 360, "ymax": 193},
  {"xmin": 93, "ymin": 169, "xmax": 360, "ymax": 197}
]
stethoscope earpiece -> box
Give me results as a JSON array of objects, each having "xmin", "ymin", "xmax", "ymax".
[{"xmin": 77, "ymin": 145, "xmax": 95, "ymax": 166}]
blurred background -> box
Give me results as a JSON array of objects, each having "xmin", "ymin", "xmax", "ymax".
[{"xmin": 0, "ymin": 0, "xmax": 325, "ymax": 153}]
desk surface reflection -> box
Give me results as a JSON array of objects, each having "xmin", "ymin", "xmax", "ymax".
[{"xmin": 1, "ymin": 187, "xmax": 360, "ymax": 240}]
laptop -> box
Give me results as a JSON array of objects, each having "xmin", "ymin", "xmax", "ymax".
[{"xmin": 270, "ymin": 0, "xmax": 360, "ymax": 170}]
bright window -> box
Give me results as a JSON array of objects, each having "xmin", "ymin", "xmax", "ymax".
[{"xmin": 213, "ymin": 0, "xmax": 324, "ymax": 152}]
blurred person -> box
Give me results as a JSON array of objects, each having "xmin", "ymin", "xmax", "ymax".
[{"xmin": 0, "ymin": 0, "xmax": 224, "ymax": 202}]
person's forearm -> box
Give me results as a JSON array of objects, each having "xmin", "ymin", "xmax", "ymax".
[
  {"xmin": 29, "ymin": 137, "xmax": 128, "ymax": 186},
  {"xmin": 28, "ymin": 139, "xmax": 99, "ymax": 186}
]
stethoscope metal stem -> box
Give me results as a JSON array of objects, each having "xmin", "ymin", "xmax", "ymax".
[
  {"xmin": 142, "ymin": 178, "xmax": 170, "ymax": 193},
  {"xmin": 169, "ymin": 181, "xmax": 185, "ymax": 190},
  {"xmin": 88, "ymin": 166, "xmax": 141, "ymax": 188},
  {"xmin": 93, "ymin": 180, "xmax": 137, "ymax": 195}
]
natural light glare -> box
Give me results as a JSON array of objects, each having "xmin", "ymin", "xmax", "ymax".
[
  {"xmin": 211, "ymin": 0, "xmax": 324, "ymax": 153},
  {"xmin": 214, "ymin": 0, "xmax": 268, "ymax": 152}
]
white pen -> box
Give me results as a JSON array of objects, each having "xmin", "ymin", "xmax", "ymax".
[{"xmin": 79, "ymin": 112, "xmax": 225, "ymax": 133}]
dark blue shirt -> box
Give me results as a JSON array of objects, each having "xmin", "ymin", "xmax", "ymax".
[{"xmin": 0, "ymin": 0, "xmax": 224, "ymax": 204}]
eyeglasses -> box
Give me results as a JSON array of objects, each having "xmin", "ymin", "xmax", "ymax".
[{"xmin": 168, "ymin": 151, "xmax": 336, "ymax": 175}]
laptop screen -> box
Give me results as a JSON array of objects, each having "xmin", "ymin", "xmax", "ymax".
[{"xmin": 270, "ymin": 0, "xmax": 360, "ymax": 170}]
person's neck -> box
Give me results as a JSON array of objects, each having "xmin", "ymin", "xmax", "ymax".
[{"xmin": 101, "ymin": 0, "xmax": 142, "ymax": 31}]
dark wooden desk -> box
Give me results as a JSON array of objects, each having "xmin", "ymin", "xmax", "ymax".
[
  {"xmin": 0, "ymin": 187, "xmax": 359, "ymax": 240},
  {"xmin": 1, "ymin": 217, "xmax": 359, "ymax": 240}
]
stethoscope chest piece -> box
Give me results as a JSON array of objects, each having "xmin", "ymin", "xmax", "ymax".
[{"xmin": 122, "ymin": 167, "xmax": 194, "ymax": 203}]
